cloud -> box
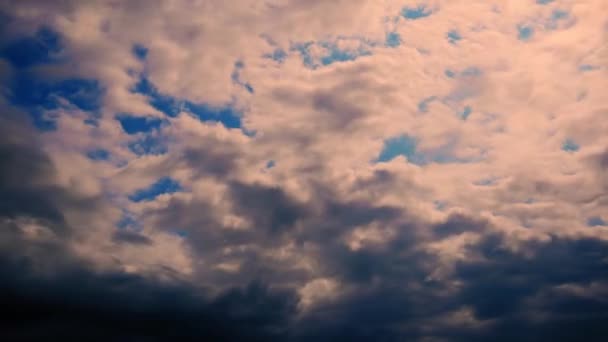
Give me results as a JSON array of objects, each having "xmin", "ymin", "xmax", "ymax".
[
  {"xmin": 1, "ymin": 0, "xmax": 608, "ymax": 340},
  {"xmin": 0, "ymin": 250, "xmax": 297, "ymax": 341}
]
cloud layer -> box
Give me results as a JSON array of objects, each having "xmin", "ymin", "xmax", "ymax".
[{"xmin": 1, "ymin": 0, "xmax": 607, "ymax": 340}]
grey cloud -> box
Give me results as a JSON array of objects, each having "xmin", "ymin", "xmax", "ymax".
[
  {"xmin": 0, "ymin": 111, "xmax": 68, "ymax": 231},
  {"xmin": 112, "ymin": 229, "xmax": 153, "ymax": 245},
  {"xmin": 2, "ymin": 1, "xmax": 608, "ymax": 340},
  {"xmin": 4, "ymin": 100, "xmax": 608, "ymax": 342},
  {"xmin": 0, "ymin": 248, "xmax": 298, "ymax": 341},
  {"xmin": 181, "ymin": 146, "xmax": 239, "ymax": 179},
  {"xmin": 433, "ymin": 213, "xmax": 488, "ymax": 238},
  {"xmin": 229, "ymin": 181, "xmax": 309, "ymax": 234},
  {"xmin": 312, "ymin": 90, "xmax": 366, "ymax": 130}
]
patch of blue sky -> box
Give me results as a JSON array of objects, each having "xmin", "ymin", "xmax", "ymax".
[
  {"xmin": 128, "ymin": 177, "xmax": 183, "ymax": 203},
  {"xmin": 385, "ymin": 32, "xmax": 401, "ymax": 48},
  {"xmin": 128, "ymin": 135, "xmax": 168, "ymax": 156},
  {"xmin": 545, "ymin": 9, "xmax": 569, "ymax": 30},
  {"xmin": 10, "ymin": 77, "xmax": 103, "ymax": 111},
  {"xmin": 243, "ymin": 83, "xmax": 254, "ymax": 93},
  {"xmin": 418, "ymin": 96, "xmax": 437, "ymax": 113},
  {"xmin": 9, "ymin": 74, "xmax": 103, "ymax": 130},
  {"xmin": 551, "ymin": 9, "xmax": 568, "ymax": 20},
  {"xmin": 52, "ymin": 79, "xmax": 103, "ymax": 111},
  {"xmin": 377, "ymin": 135, "xmax": 479, "ymax": 166},
  {"xmin": 185, "ymin": 102, "xmax": 242, "ymax": 129},
  {"xmin": 291, "ymin": 40, "xmax": 372, "ymax": 68},
  {"xmin": 24, "ymin": 109, "xmax": 58, "ymax": 131},
  {"xmin": 377, "ymin": 135, "xmax": 422, "ymax": 164},
  {"xmin": 116, "ymin": 114, "xmax": 164, "ymax": 135},
  {"xmin": 587, "ymin": 217, "xmax": 607, "ymax": 227},
  {"xmin": 459, "ymin": 106, "xmax": 472, "ymax": 120},
  {"xmin": 86, "ymin": 148, "xmax": 110, "ymax": 161},
  {"xmin": 319, "ymin": 42, "xmax": 372, "ymax": 66},
  {"xmin": 131, "ymin": 76, "xmax": 242, "ymax": 129},
  {"xmin": 447, "ymin": 30, "xmax": 462, "ymax": 44},
  {"xmin": 116, "ymin": 211, "xmax": 141, "ymax": 230},
  {"xmin": 291, "ymin": 42, "xmax": 316, "ymax": 68},
  {"xmin": 243, "ymin": 129, "xmax": 257, "ymax": 137},
  {"xmin": 1, "ymin": 27, "xmax": 62, "ymax": 69},
  {"xmin": 517, "ymin": 25, "xmax": 534, "ymax": 41},
  {"xmin": 401, "ymin": 5, "xmax": 432, "ymax": 20},
  {"xmin": 131, "ymin": 77, "xmax": 184, "ymax": 117},
  {"xmin": 561, "ymin": 138, "xmax": 580, "ymax": 152},
  {"xmin": 263, "ymin": 48, "xmax": 287, "ymax": 63},
  {"xmin": 132, "ymin": 43, "xmax": 148, "ymax": 60}
]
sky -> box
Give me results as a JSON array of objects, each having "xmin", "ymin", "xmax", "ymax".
[{"xmin": 0, "ymin": 0, "xmax": 607, "ymax": 340}]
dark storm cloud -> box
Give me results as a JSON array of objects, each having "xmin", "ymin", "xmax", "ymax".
[
  {"xmin": 290, "ymin": 209, "xmax": 608, "ymax": 341},
  {"xmin": 288, "ymin": 232, "xmax": 608, "ymax": 342},
  {"xmin": 456, "ymin": 234, "xmax": 608, "ymax": 318},
  {"xmin": 442, "ymin": 234, "xmax": 608, "ymax": 341},
  {"xmin": 0, "ymin": 251, "xmax": 298, "ymax": 341}
]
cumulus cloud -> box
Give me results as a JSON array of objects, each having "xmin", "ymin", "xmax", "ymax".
[{"xmin": 1, "ymin": 0, "xmax": 607, "ymax": 340}]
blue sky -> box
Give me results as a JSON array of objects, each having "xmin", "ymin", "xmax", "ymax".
[{"xmin": 128, "ymin": 177, "xmax": 183, "ymax": 202}]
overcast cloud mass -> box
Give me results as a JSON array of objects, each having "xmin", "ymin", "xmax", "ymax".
[{"xmin": 1, "ymin": 0, "xmax": 607, "ymax": 340}]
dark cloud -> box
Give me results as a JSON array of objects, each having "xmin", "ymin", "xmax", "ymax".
[
  {"xmin": 447, "ymin": 234, "xmax": 608, "ymax": 341},
  {"xmin": 112, "ymin": 229, "xmax": 154, "ymax": 245},
  {"xmin": 0, "ymin": 111, "xmax": 69, "ymax": 229},
  {"xmin": 288, "ymin": 231, "xmax": 608, "ymax": 342},
  {"xmin": 433, "ymin": 213, "xmax": 488, "ymax": 238},
  {"xmin": 598, "ymin": 149, "xmax": 608, "ymax": 170},
  {"xmin": 3, "ymin": 102, "xmax": 608, "ymax": 340},
  {"xmin": 0, "ymin": 112, "xmax": 297, "ymax": 339},
  {"xmin": 0, "ymin": 111, "xmax": 298, "ymax": 340},
  {"xmin": 181, "ymin": 146, "xmax": 239, "ymax": 178},
  {"xmin": 229, "ymin": 181, "xmax": 309, "ymax": 234},
  {"xmin": 0, "ymin": 252, "xmax": 298, "ymax": 341},
  {"xmin": 0, "ymin": 107, "xmax": 107, "ymax": 235},
  {"xmin": 312, "ymin": 90, "xmax": 366, "ymax": 129},
  {"xmin": 130, "ymin": 167, "xmax": 608, "ymax": 340}
]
